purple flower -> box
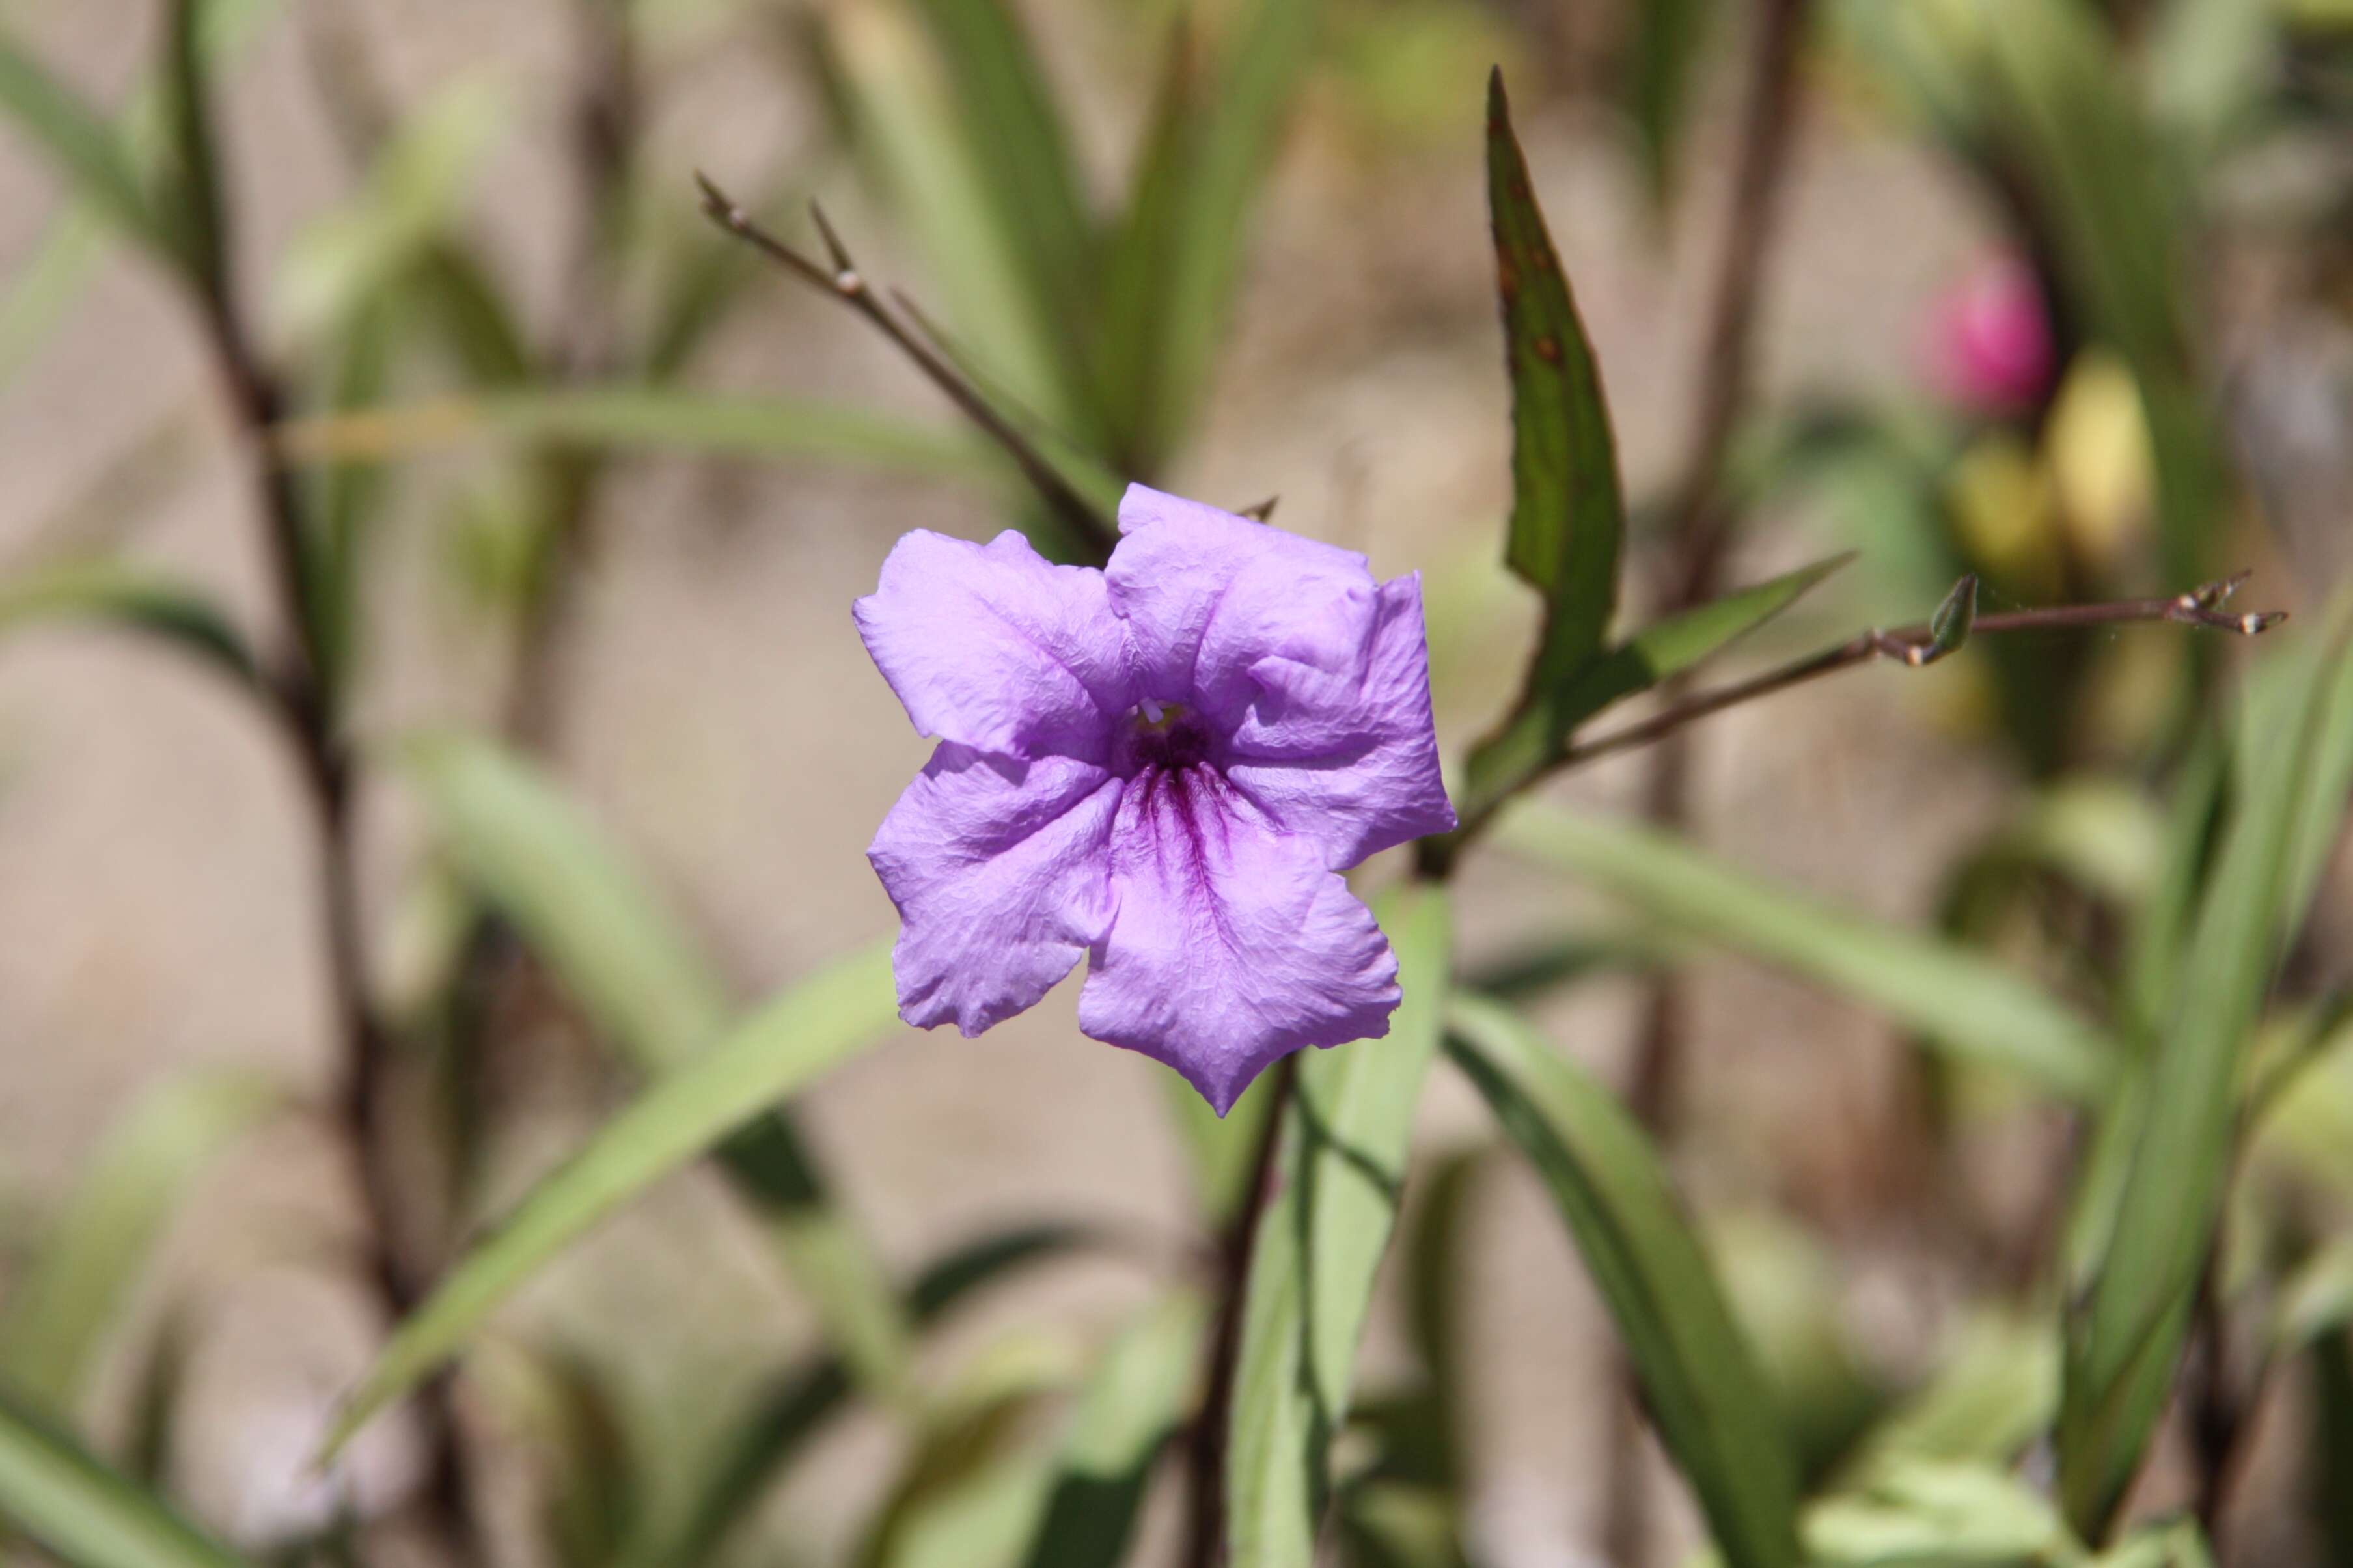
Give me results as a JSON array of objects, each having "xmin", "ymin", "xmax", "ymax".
[{"xmin": 855, "ymin": 484, "xmax": 1455, "ymax": 1113}]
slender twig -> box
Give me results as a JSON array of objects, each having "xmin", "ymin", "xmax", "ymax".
[
  {"xmin": 184, "ymin": 72, "xmax": 482, "ymax": 1568},
  {"xmin": 693, "ymin": 176, "xmax": 1120, "ymax": 560},
  {"xmin": 1433, "ymin": 573, "xmax": 2285, "ymax": 862},
  {"xmin": 1181, "ymin": 1056, "xmax": 1299, "ymax": 1568}
]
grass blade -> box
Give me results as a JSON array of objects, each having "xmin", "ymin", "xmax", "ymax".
[
  {"xmin": 0, "ymin": 1388, "xmax": 256, "ymax": 1568},
  {"xmin": 1498, "ymin": 802, "xmax": 2115, "ymax": 1098},
  {"xmin": 902, "ymin": 0, "xmax": 1095, "ymax": 375},
  {"xmin": 319, "ymin": 937, "xmax": 901, "ymax": 1460},
  {"xmin": 406, "ymin": 736, "xmax": 914, "ymax": 1394},
  {"xmin": 272, "ymin": 75, "xmax": 510, "ymax": 345},
  {"xmin": 0, "ymin": 29, "xmax": 184, "ymax": 269},
  {"xmin": 1627, "ymin": 0, "xmax": 1719, "ymax": 207},
  {"xmin": 0, "ymin": 560, "xmax": 260, "ymax": 688},
  {"xmin": 1015, "ymin": 1291, "xmax": 1206, "ymax": 1568},
  {"xmin": 1100, "ymin": 0, "xmax": 1316, "ymax": 471},
  {"xmin": 1226, "ymin": 883, "xmax": 1450, "ymax": 1567},
  {"xmin": 1446, "ymin": 993, "xmax": 1802, "ymax": 1568},
  {"xmin": 0, "ymin": 1069, "xmax": 284, "ymax": 1410},
  {"xmin": 275, "ymin": 387, "xmax": 997, "ymax": 479},
  {"xmin": 2059, "ymin": 629, "xmax": 2352, "ymax": 1536}
]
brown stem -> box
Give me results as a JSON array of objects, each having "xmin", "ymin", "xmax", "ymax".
[
  {"xmin": 1181, "ymin": 1054, "xmax": 1299, "ymax": 1568},
  {"xmin": 193, "ymin": 187, "xmax": 482, "ymax": 1568},
  {"xmin": 694, "ymin": 178, "xmax": 1120, "ymax": 562}
]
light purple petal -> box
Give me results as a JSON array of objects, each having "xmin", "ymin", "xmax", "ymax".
[
  {"xmin": 1077, "ymin": 775, "xmax": 1399, "ymax": 1114},
  {"xmin": 1221, "ymin": 573, "xmax": 1457, "ymax": 868},
  {"xmin": 870, "ymin": 745, "xmax": 1121, "ymax": 1036},
  {"xmin": 1107, "ymin": 485, "xmax": 1379, "ymax": 727},
  {"xmin": 855, "ymin": 529, "xmax": 1133, "ymax": 761}
]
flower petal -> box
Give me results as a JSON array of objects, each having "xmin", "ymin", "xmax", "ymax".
[
  {"xmin": 1222, "ymin": 573, "xmax": 1457, "ymax": 868},
  {"xmin": 870, "ymin": 745, "xmax": 1121, "ymax": 1036},
  {"xmin": 1107, "ymin": 485, "xmax": 1379, "ymax": 727},
  {"xmin": 855, "ymin": 529, "xmax": 1132, "ymax": 761},
  {"xmin": 1077, "ymin": 772, "xmax": 1399, "ymax": 1113}
]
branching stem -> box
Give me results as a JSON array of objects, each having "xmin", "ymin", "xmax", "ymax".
[{"xmin": 695, "ymin": 177, "xmax": 1120, "ymax": 560}]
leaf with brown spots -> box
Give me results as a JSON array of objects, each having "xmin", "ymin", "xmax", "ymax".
[{"xmin": 1461, "ymin": 68, "xmax": 1627, "ymax": 814}]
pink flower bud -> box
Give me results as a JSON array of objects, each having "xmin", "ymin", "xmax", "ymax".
[{"xmin": 1929, "ymin": 258, "xmax": 2054, "ymax": 413}]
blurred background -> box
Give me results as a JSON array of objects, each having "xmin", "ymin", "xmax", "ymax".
[{"xmin": 0, "ymin": 0, "xmax": 2350, "ymax": 1564}]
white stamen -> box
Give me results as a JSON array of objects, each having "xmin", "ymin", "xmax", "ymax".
[{"xmin": 1140, "ymin": 698, "xmax": 1164, "ymax": 724}]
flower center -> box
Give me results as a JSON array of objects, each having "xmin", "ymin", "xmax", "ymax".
[{"xmin": 1122, "ymin": 700, "xmax": 1211, "ymax": 775}]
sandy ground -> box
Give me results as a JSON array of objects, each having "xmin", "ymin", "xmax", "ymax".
[{"xmin": 0, "ymin": 1, "xmax": 2336, "ymax": 1563}]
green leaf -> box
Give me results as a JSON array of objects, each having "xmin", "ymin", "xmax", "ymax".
[
  {"xmin": 901, "ymin": 0, "xmax": 1095, "ymax": 394},
  {"xmin": 405, "ymin": 736, "xmax": 914, "ymax": 1395},
  {"xmin": 274, "ymin": 387, "xmax": 997, "ymax": 480},
  {"xmin": 0, "ymin": 29, "xmax": 184, "ymax": 269},
  {"xmin": 1226, "ymin": 883, "xmax": 1450, "ymax": 1567},
  {"xmin": 1446, "ymin": 994, "xmax": 1801, "ymax": 1568},
  {"xmin": 1497, "ymin": 802, "xmax": 2116, "ymax": 1098},
  {"xmin": 0, "ymin": 1386, "xmax": 258, "ymax": 1568},
  {"xmin": 2273, "ymin": 1236, "xmax": 2353, "ymax": 1356},
  {"xmin": 1162, "ymin": 1066, "xmax": 1280, "ymax": 1229},
  {"xmin": 822, "ymin": 0, "xmax": 1073, "ymax": 433},
  {"xmin": 0, "ymin": 0, "xmax": 280, "ymax": 388},
  {"xmin": 1015, "ymin": 1291, "xmax": 1206, "ymax": 1568},
  {"xmin": 466, "ymin": 1341, "xmax": 640, "ymax": 1568},
  {"xmin": 1097, "ymin": 0, "xmax": 1317, "ymax": 471},
  {"xmin": 2059, "ymin": 631, "xmax": 2352, "ymax": 1537},
  {"xmin": 158, "ymin": 0, "xmax": 225, "ymax": 294},
  {"xmin": 0, "ymin": 1069, "xmax": 284, "ymax": 1410},
  {"xmin": 1804, "ymin": 1458, "xmax": 2077, "ymax": 1567},
  {"xmin": 1836, "ymin": 1312, "xmax": 2057, "ymax": 1485},
  {"xmin": 640, "ymin": 1224, "xmax": 1095, "ymax": 1568},
  {"xmin": 1481, "ymin": 68, "xmax": 1625, "ymax": 696},
  {"xmin": 1626, "ymin": 0, "xmax": 1718, "ymax": 207},
  {"xmin": 1457, "ymin": 554, "xmax": 1851, "ymax": 825},
  {"xmin": 0, "ymin": 561, "xmax": 260, "ymax": 687},
  {"xmin": 273, "ymin": 74, "xmax": 510, "ymax": 344},
  {"xmin": 320, "ymin": 937, "xmax": 901, "ymax": 1461}
]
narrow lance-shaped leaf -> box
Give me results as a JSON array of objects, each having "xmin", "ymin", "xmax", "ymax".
[
  {"xmin": 0, "ymin": 561, "xmax": 260, "ymax": 688},
  {"xmin": 638, "ymin": 1224, "xmax": 1096, "ymax": 1568},
  {"xmin": 275, "ymin": 387, "xmax": 997, "ymax": 480},
  {"xmin": 1226, "ymin": 884, "xmax": 1451, "ymax": 1567},
  {"xmin": 1446, "ymin": 994, "xmax": 1802, "ymax": 1568},
  {"xmin": 159, "ymin": 0, "xmax": 227, "ymax": 295},
  {"xmin": 1485, "ymin": 68, "xmax": 1622, "ymax": 687},
  {"xmin": 404, "ymin": 736, "xmax": 914, "ymax": 1395},
  {"xmin": 1099, "ymin": 0, "xmax": 1316, "ymax": 472},
  {"xmin": 1627, "ymin": 0, "xmax": 1719, "ymax": 208},
  {"xmin": 0, "ymin": 1387, "xmax": 258, "ymax": 1568},
  {"xmin": 0, "ymin": 28, "xmax": 186, "ymax": 269},
  {"xmin": 0, "ymin": 1069, "xmax": 284, "ymax": 1411},
  {"xmin": 320, "ymin": 937, "xmax": 901, "ymax": 1461},
  {"xmin": 902, "ymin": 0, "xmax": 1096, "ymax": 390},
  {"xmin": 1015, "ymin": 1291, "xmax": 1207, "ymax": 1568},
  {"xmin": 2058, "ymin": 627, "xmax": 2350, "ymax": 1537},
  {"xmin": 1498, "ymin": 802, "xmax": 2116, "ymax": 1099}
]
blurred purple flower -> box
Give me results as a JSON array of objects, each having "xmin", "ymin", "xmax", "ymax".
[
  {"xmin": 1930, "ymin": 257, "xmax": 2055, "ymax": 413},
  {"xmin": 855, "ymin": 484, "xmax": 1455, "ymax": 1113}
]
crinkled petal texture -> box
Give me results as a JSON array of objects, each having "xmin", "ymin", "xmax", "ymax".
[
  {"xmin": 1077, "ymin": 773, "xmax": 1399, "ymax": 1114},
  {"xmin": 854, "ymin": 529, "xmax": 1133, "ymax": 762},
  {"xmin": 869, "ymin": 747, "xmax": 1120, "ymax": 1036},
  {"xmin": 857, "ymin": 488, "xmax": 1457, "ymax": 1112}
]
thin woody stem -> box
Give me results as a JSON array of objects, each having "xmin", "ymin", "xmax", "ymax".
[
  {"xmin": 1427, "ymin": 572, "xmax": 2285, "ymax": 869},
  {"xmin": 694, "ymin": 176, "xmax": 1120, "ymax": 561},
  {"xmin": 1181, "ymin": 1055, "xmax": 1297, "ymax": 1568}
]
